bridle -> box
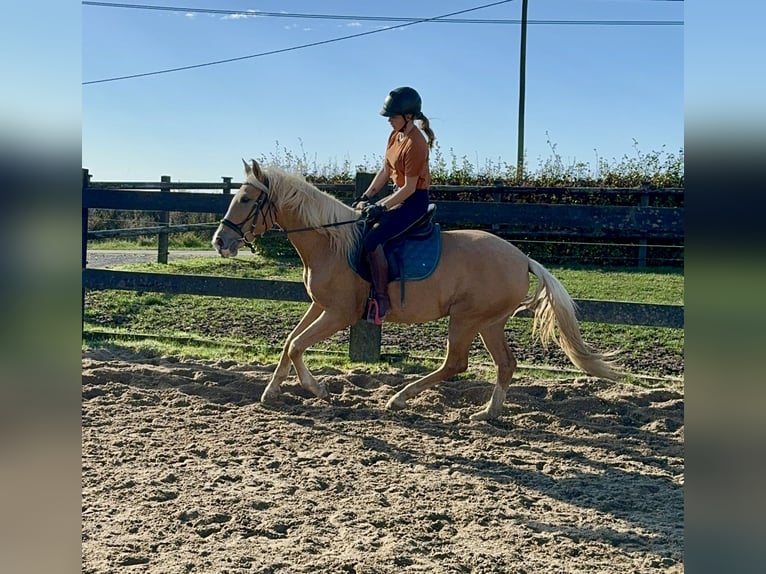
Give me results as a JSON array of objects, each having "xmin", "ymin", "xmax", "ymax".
[
  {"xmin": 219, "ymin": 177, "xmax": 362, "ymax": 252},
  {"xmin": 219, "ymin": 180, "xmax": 274, "ymax": 253}
]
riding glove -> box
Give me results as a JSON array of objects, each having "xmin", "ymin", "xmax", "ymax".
[{"xmin": 362, "ymin": 204, "xmax": 387, "ymax": 222}]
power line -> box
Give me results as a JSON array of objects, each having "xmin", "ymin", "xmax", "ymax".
[
  {"xmin": 82, "ymin": 1, "xmax": 683, "ymax": 26},
  {"xmin": 84, "ymin": 0, "xmax": 520, "ymax": 85}
]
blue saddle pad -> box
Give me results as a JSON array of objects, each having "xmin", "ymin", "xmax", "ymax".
[{"xmin": 350, "ymin": 223, "xmax": 442, "ymax": 284}]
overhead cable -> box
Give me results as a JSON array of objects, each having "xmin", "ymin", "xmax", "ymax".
[
  {"xmin": 82, "ymin": 1, "xmax": 683, "ymax": 26},
  {"xmin": 83, "ymin": 0, "xmax": 517, "ymax": 85}
]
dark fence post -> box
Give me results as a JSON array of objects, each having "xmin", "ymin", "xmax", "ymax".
[
  {"xmin": 222, "ymin": 176, "xmax": 232, "ymax": 196},
  {"xmin": 158, "ymin": 175, "xmax": 171, "ymax": 263},
  {"xmin": 218, "ymin": 176, "xmax": 232, "ymax": 221},
  {"xmin": 492, "ymin": 178, "xmax": 503, "ymax": 232},
  {"xmin": 638, "ymin": 182, "xmax": 650, "ymax": 268},
  {"xmin": 82, "ymin": 168, "xmax": 91, "ymax": 328},
  {"xmin": 349, "ymin": 171, "xmax": 381, "ymax": 363}
]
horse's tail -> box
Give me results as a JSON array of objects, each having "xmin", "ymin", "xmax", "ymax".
[{"xmin": 517, "ymin": 258, "xmax": 622, "ymax": 381}]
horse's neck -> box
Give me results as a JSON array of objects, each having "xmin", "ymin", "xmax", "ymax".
[
  {"xmin": 270, "ymin": 176, "xmax": 352, "ymax": 269},
  {"xmin": 275, "ymin": 206, "xmax": 335, "ymax": 266}
]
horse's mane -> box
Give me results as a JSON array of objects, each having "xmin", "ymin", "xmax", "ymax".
[{"xmin": 255, "ymin": 166, "xmax": 362, "ymax": 259}]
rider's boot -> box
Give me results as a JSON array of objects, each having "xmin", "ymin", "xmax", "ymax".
[{"xmin": 366, "ymin": 245, "xmax": 391, "ymax": 325}]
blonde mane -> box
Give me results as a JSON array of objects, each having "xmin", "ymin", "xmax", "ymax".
[{"xmin": 259, "ymin": 167, "xmax": 362, "ymax": 259}]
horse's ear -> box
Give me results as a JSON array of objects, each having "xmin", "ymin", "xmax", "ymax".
[
  {"xmin": 242, "ymin": 158, "xmax": 251, "ymax": 176},
  {"xmin": 249, "ymin": 159, "xmax": 264, "ymax": 181}
]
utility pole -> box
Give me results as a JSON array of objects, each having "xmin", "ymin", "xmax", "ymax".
[{"xmin": 516, "ymin": 0, "xmax": 529, "ymax": 182}]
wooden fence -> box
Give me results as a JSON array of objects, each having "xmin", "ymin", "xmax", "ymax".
[{"xmin": 82, "ymin": 169, "xmax": 684, "ymax": 361}]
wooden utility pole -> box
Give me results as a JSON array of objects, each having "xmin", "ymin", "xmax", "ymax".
[{"xmin": 516, "ymin": 0, "xmax": 529, "ymax": 182}]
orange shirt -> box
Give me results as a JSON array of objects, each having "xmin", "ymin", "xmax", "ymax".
[{"xmin": 384, "ymin": 127, "xmax": 430, "ymax": 190}]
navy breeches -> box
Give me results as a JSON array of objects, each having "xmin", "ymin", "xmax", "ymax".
[{"xmin": 363, "ymin": 189, "xmax": 429, "ymax": 252}]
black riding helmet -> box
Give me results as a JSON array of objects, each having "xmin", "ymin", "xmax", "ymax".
[{"xmin": 379, "ymin": 86, "xmax": 422, "ymax": 117}]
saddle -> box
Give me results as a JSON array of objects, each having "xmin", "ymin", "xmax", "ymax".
[{"xmin": 350, "ymin": 204, "xmax": 441, "ymax": 307}]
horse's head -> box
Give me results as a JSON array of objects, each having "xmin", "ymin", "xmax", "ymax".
[{"xmin": 212, "ymin": 159, "xmax": 275, "ymax": 257}]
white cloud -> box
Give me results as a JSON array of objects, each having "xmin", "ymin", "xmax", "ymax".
[
  {"xmin": 222, "ymin": 10, "xmax": 258, "ymax": 21},
  {"xmin": 282, "ymin": 23, "xmax": 312, "ymax": 32}
]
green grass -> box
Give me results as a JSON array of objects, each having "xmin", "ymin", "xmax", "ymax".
[
  {"xmin": 89, "ymin": 236, "xmax": 212, "ymax": 250},
  {"xmin": 122, "ymin": 255, "xmax": 300, "ymax": 280},
  {"xmin": 546, "ymin": 266, "xmax": 684, "ymax": 305},
  {"xmin": 101, "ymin": 255, "xmax": 684, "ymax": 304}
]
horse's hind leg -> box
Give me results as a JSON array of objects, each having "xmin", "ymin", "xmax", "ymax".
[
  {"xmin": 386, "ymin": 319, "xmax": 478, "ymax": 411},
  {"xmin": 262, "ymin": 302, "xmax": 323, "ymax": 403},
  {"xmin": 470, "ymin": 321, "xmax": 517, "ymax": 421}
]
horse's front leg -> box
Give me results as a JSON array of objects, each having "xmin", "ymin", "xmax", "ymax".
[
  {"xmin": 287, "ymin": 310, "xmax": 354, "ymax": 401},
  {"xmin": 261, "ymin": 302, "xmax": 323, "ymax": 403}
]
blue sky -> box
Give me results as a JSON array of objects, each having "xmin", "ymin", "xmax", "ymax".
[{"xmin": 80, "ymin": 0, "xmax": 685, "ymax": 182}]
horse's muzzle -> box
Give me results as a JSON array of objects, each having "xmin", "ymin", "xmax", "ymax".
[{"xmin": 212, "ymin": 234, "xmax": 238, "ymax": 258}]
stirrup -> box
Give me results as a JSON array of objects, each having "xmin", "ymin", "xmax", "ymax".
[{"xmin": 366, "ymin": 298, "xmax": 384, "ymax": 326}]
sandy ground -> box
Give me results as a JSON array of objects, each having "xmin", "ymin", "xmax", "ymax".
[{"xmin": 82, "ymin": 347, "xmax": 683, "ymax": 573}]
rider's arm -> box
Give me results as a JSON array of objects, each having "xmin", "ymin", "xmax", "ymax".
[
  {"xmin": 363, "ymin": 164, "xmax": 391, "ymax": 200},
  {"xmin": 380, "ymin": 175, "xmax": 418, "ymax": 209}
]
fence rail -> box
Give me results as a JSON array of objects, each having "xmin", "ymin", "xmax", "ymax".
[
  {"xmin": 85, "ymin": 189, "xmax": 682, "ymax": 241},
  {"xmin": 83, "ymin": 268, "xmax": 683, "ymax": 330},
  {"xmin": 82, "ymin": 169, "xmax": 684, "ymax": 361},
  {"xmin": 87, "ymin": 222, "xmax": 219, "ymax": 239}
]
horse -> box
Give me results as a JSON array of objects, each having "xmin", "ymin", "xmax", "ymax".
[{"xmin": 212, "ymin": 159, "xmax": 620, "ymax": 421}]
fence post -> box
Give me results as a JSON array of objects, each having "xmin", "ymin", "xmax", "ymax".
[
  {"xmin": 492, "ymin": 178, "xmax": 503, "ymax": 232},
  {"xmin": 219, "ymin": 176, "xmax": 232, "ymax": 221},
  {"xmin": 222, "ymin": 176, "xmax": 232, "ymax": 196},
  {"xmin": 638, "ymin": 182, "xmax": 650, "ymax": 268},
  {"xmin": 82, "ymin": 168, "xmax": 91, "ymax": 328},
  {"xmin": 348, "ymin": 171, "xmax": 381, "ymax": 363},
  {"xmin": 158, "ymin": 175, "xmax": 171, "ymax": 264}
]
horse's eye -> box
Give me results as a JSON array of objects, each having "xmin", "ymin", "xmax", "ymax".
[{"xmin": 240, "ymin": 196, "xmax": 251, "ymax": 204}]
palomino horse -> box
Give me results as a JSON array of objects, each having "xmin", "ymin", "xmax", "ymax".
[{"xmin": 212, "ymin": 160, "xmax": 619, "ymax": 421}]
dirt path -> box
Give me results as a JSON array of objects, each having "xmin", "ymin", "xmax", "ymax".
[
  {"xmin": 85, "ymin": 250, "xmax": 216, "ymax": 268},
  {"xmin": 82, "ymin": 348, "xmax": 683, "ymax": 573}
]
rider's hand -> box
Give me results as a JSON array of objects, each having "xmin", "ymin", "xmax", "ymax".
[
  {"xmin": 362, "ymin": 203, "xmax": 387, "ymax": 221},
  {"xmin": 352, "ymin": 194, "xmax": 370, "ymax": 210}
]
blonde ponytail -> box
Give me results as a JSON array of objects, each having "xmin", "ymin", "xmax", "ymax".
[{"xmin": 417, "ymin": 113, "xmax": 436, "ymax": 149}]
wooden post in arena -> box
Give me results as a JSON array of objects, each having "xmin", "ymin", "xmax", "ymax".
[{"xmin": 348, "ymin": 172, "xmax": 381, "ymax": 363}]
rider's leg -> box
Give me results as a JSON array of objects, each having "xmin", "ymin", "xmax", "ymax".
[{"xmin": 366, "ymin": 245, "xmax": 390, "ymax": 324}]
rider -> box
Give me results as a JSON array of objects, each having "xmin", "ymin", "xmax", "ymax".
[{"xmin": 354, "ymin": 86, "xmax": 436, "ymax": 325}]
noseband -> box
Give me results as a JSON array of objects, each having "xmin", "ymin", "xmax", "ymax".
[{"xmin": 220, "ymin": 179, "xmax": 273, "ymax": 253}]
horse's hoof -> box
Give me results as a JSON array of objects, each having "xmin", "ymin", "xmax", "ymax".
[
  {"xmin": 469, "ymin": 409, "xmax": 495, "ymax": 422},
  {"xmin": 385, "ymin": 396, "xmax": 408, "ymax": 411},
  {"xmin": 316, "ymin": 386, "xmax": 330, "ymax": 402},
  {"xmin": 260, "ymin": 389, "xmax": 281, "ymax": 403}
]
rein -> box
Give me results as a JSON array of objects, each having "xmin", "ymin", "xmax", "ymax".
[{"xmin": 271, "ymin": 218, "xmax": 360, "ymax": 235}]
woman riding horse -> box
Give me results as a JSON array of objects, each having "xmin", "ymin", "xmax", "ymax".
[
  {"xmin": 353, "ymin": 87, "xmax": 436, "ymax": 325},
  {"xmin": 211, "ymin": 159, "xmax": 620, "ymax": 420}
]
